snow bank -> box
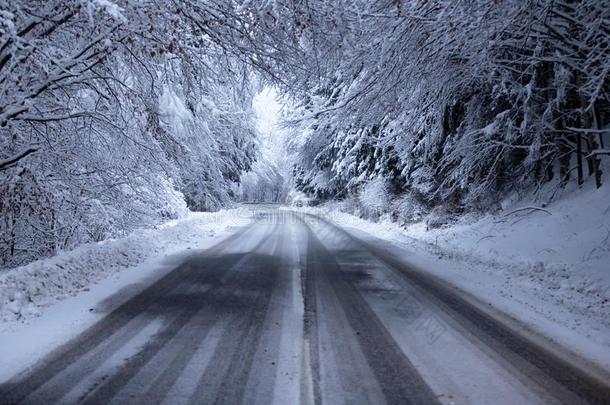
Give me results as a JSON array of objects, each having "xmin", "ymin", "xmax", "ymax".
[
  {"xmin": 0, "ymin": 208, "xmax": 252, "ymax": 323},
  {"xmin": 289, "ymin": 184, "xmax": 610, "ymax": 368},
  {"xmin": 399, "ymin": 184, "xmax": 610, "ymax": 332}
]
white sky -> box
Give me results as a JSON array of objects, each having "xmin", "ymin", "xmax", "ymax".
[
  {"xmin": 252, "ymin": 87, "xmax": 285, "ymax": 167},
  {"xmin": 253, "ymin": 87, "xmax": 281, "ymax": 136}
]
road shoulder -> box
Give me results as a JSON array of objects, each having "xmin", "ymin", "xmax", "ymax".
[{"xmin": 0, "ymin": 210, "xmax": 252, "ymax": 384}]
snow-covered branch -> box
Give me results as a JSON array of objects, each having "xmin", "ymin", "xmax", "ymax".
[{"xmin": 0, "ymin": 148, "xmax": 38, "ymax": 171}]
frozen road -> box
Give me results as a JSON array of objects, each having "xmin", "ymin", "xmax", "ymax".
[{"xmin": 1, "ymin": 209, "xmax": 609, "ymax": 404}]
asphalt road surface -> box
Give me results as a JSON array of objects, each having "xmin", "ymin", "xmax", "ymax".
[{"xmin": 1, "ymin": 209, "xmax": 609, "ymax": 404}]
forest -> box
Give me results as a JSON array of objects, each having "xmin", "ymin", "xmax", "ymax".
[{"xmin": 1, "ymin": 0, "xmax": 609, "ymax": 269}]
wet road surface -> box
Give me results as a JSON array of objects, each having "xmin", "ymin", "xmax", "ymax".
[{"xmin": 1, "ymin": 209, "xmax": 609, "ymax": 404}]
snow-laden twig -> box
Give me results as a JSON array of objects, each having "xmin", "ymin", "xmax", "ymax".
[
  {"xmin": 586, "ymin": 149, "xmax": 610, "ymax": 158},
  {"xmin": 0, "ymin": 148, "xmax": 38, "ymax": 171},
  {"xmin": 502, "ymin": 206, "xmax": 553, "ymax": 217},
  {"xmin": 493, "ymin": 206, "xmax": 552, "ymax": 224},
  {"xmin": 476, "ymin": 235, "xmax": 496, "ymax": 243}
]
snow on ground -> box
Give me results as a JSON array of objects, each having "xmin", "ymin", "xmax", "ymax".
[
  {"xmin": 289, "ymin": 184, "xmax": 610, "ymax": 371},
  {"xmin": 0, "ymin": 207, "xmax": 252, "ymax": 382},
  {"xmin": 0, "ymin": 207, "xmax": 253, "ymax": 324}
]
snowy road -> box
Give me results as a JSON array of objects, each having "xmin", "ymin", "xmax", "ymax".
[{"xmin": 1, "ymin": 209, "xmax": 609, "ymax": 405}]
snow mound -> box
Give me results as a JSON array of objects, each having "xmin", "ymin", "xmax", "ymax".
[{"xmin": 0, "ymin": 208, "xmax": 252, "ymax": 323}]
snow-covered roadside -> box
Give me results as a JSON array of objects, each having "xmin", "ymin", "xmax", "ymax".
[
  {"xmin": 0, "ymin": 207, "xmax": 252, "ymax": 382},
  {"xmin": 0, "ymin": 207, "xmax": 252, "ymax": 323},
  {"xmin": 288, "ymin": 185, "xmax": 610, "ymax": 372}
]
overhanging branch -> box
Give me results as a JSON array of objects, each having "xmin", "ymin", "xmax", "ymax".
[{"xmin": 0, "ymin": 148, "xmax": 39, "ymax": 171}]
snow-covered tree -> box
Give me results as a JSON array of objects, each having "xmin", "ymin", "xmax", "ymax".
[
  {"xmin": 1, "ymin": 0, "xmax": 609, "ymax": 267},
  {"xmin": 0, "ymin": 0, "xmax": 259, "ymax": 268},
  {"xmin": 276, "ymin": 0, "xmax": 609, "ymax": 210}
]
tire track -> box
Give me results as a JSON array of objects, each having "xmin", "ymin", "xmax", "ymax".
[
  {"xmin": 78, "ymin": 226, "xmax": 277, "ymax": 405},
  {"xmin": 139, "ymin": 226, "xmax": 279, "ymax": 404},
  {"xmin": 0, "ymin": 223, "xmax": 260, "ymax": 405},
  {"xmin": 301, "ymin": 226, "xmax": 321, "ymax": 405},
  {"xmin": 303, "ymin": 212, "xmax": 610, "ymax": 405},
  {"xmin": 300, "ymin": 216, "xmax": 440, "ymax": 405},
  {"xmin": 187, "ymin": 230, "xmax": 283, "ymax": 404}
]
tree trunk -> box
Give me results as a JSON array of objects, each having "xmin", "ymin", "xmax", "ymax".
[
  {"xmin": 591, "ymin": 102, "xmax": 604, "ymax": 188},
  {"xmin": 557, "ymin": 121, "xmax": 571, "ymax": 187},
  {"xmin": 576, "ymin": 133, "xmax": 584, "ymax": 186}
]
